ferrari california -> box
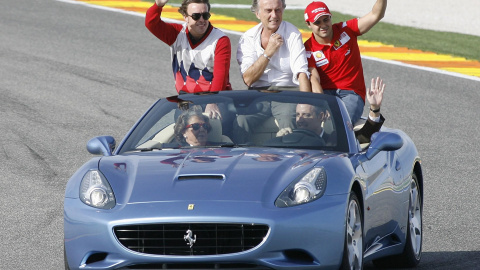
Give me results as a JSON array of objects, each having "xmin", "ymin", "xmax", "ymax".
[{"xmin": 64, "ymin": 90, "xmax": 423, "ymax": 270}]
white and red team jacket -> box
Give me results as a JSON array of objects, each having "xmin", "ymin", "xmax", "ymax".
[{"xmin": 146, "ymin": 4, "xmax": 231, "ymax": 93}]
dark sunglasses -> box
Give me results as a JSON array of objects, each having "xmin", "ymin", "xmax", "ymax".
[
  {"xmin": 186, "ymin": 122, "xmax": 210, "ymax": 131},
  {"xmin": 188, "ymin": 12, "xmax": 211, "ymax": 21}
]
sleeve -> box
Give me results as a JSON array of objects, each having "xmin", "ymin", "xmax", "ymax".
[
  {"xmin": 304, "ymin": 40, "xmax": 317, "ymax": 68},
  {"xmin": 236, "ymin": 32, "xmax": 257, "ymax": 75},
  {"xmin": 288, "ymin": 30, "xmax": 310, "ymax": 85},
  {"xmin": 210, "ymin": 36, "xmax": 231, "ymax": 91},
  {"xmin": 145, "ymin": 3, "xmax": 183, "ymax": 46},
  {"xmin": 355, "ymin": 114, "xmax": 385, "ymax": 144},
  {"xmin": 346, "ymin": 18, "xmax": 361, "ymax": 36}
]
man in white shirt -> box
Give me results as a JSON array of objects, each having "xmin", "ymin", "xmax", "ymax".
[
  {"xmin": 237, "ymin": 0, "xmax": 311, "ymax": 91},
  {"xmin": 233, "ymin": 0, "xmax": 311, "ymax": 143}
]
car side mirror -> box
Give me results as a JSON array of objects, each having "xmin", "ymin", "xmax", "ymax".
[
  {"xmin": 365, "ymin": 132, "xmax": 403, "ymax": 160},
  {"xmin": 87, "ymin": 136, "xmax": 116, "ymax": 156}
]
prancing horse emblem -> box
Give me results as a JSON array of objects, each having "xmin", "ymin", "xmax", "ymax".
[{"xmin": 184, "ymin": 229, "xmax": 196, "ymax": 248}]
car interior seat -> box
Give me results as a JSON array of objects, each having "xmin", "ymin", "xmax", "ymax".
[
  {"xmin": 206, "ymin": 115, "xmax": 233, "ymax": 144},
  {"xmin": 250, "ymin": 117, "xmax": 280, "ymax": 145}
]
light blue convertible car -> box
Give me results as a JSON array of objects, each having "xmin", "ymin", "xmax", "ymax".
[{"xmin": 64, "ymin": 90, "xmax": 423, "ymax": 270}]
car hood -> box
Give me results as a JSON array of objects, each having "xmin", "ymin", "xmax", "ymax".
[{"xmin": 98, "ymin": 148, "xmax": 342, "ymax": 204}]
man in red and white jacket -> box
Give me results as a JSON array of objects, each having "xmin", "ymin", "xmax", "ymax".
[{"xmin": 146, "ymin": 0, "xmax": 232, "ymax": 119}]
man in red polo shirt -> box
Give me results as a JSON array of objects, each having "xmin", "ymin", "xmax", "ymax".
[{"xmin": 303, "ymin": 0, "xmax": 387, "ymax": 124}]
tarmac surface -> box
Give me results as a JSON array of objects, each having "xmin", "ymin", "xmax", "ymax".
[
  {"xmin": 286, "ymin": 0, "xmax": 480, "ymax": 37},
  {"xmin": 2, "ymin": 1, "xmax": 479, "ymax": 269}
]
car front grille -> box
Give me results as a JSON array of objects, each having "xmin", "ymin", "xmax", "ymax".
[{"xmin": 114, "ymin": 223, "xmax": 269, "ymax": 256}]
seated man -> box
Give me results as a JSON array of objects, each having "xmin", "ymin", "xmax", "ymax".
[
  {"xmin": 233, "ymin": 0, "xmax": 312, "ymax": 144},
  {"xmin": 272, "ymin": 77, "xmax": 386, "ymax": 145}
]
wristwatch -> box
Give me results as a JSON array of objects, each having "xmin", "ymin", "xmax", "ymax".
[{"xmin": 262, "ymin": 53, "xmax": 271, "ymax": 61}]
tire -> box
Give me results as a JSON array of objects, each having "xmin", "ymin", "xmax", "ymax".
[
  {"xmin": 373, "ymin": 173, "xmax": 422, "ymax": 268},
  {"xmin": 340, "ymin": 192, "xmax": 364, "ymax": 270}
]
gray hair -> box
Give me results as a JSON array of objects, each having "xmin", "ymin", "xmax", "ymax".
[{"xmin": 250, "ymin": 0, "xmax": 286, "ymax": 13}]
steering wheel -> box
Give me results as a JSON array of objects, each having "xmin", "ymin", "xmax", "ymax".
[
  {"xmin": 292, "ymin": 129, "xmax": 320, "ymax": 138},
  {"xmin": 290, "ymin": 129, "xmax": 326, "ymax": 146}
]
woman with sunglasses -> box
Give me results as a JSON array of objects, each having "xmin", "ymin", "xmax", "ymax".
[
  {"xmin": 145, "ymin": 0, "xmax": 232, "ymax": 98},
  {"xmin": 174, "ymin": 110, "xmax": 212, "ymax": 146}
]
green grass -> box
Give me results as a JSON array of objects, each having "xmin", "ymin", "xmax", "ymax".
[{"xmin": 145, "ymin": 0, "xmax": 480, "ymax": 61}]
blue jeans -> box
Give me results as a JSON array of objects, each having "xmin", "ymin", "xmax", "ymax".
[{"xmin": 324, "ymin": 90, "xmax": 364, "ymax": 124}]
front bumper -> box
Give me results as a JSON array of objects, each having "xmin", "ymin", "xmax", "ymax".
[{"xmin": 64, "ymin": 195, "xmax": 347, "ymax": 270}]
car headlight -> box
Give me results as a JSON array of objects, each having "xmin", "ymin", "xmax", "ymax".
[
  {"xmin": 79, "ymin": 170, "xmax": 116, "ymax": 209},
  {"xmin": 275, "ymin": 167, "xmax": 327, "ymax": 207}
]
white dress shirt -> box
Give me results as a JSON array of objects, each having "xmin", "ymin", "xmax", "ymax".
[{"xmin": 237, "ymin": 21, "xmax": 309, "ymax": 88}]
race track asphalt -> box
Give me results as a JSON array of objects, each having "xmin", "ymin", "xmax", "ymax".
[{"xmin": 1, "ymin": 0, "xmax": 480, "ymax": 269}]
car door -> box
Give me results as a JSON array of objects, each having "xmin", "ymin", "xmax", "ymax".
[{"xmin": 360, "ymin": 149, "xmax": 403, "ymax": 250}]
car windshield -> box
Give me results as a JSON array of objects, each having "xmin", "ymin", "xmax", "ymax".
[{"xmin": 117, "ymin": 91, "xmax": 349, "ymax": 154}]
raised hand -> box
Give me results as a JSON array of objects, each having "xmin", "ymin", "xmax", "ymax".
[{"xmin": 366, "ymin": 77, "xmax": 385, "ymax": 110}]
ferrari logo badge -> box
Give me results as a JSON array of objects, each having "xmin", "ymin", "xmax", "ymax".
[
  {"xmin": 184, "ymin": 229, "xmax": 196, "ymax": 248},
  {"xmin": 188, "ymin": 204, "xmax": 195, "ymax": 210}
]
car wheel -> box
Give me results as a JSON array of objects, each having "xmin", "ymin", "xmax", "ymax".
[
  {"xmin": 404, "ymin": 174, "xmax": 423, "ymax": 265},
  {"xmin": 373, "ymin": 173, "xmax": 422, "ymax": 268},
  {"xmin": 340, "ymin": 192, "xmax": 363, "ymax": 270}
]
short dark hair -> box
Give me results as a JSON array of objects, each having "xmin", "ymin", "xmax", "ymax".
[
  {"xmin": 296, "ymin": 104, "xmax": 327, "ymax": 119},
  {"xmin": 250, "ymin": 0, "xmax": 286, "ymax": 13},
  {"xmin": 310, "ymin": 105, "xmax": 325, "ymax": 116},
  {"xmin": 178, "ymin": 0, "xmax": 211, "ymax": 16}
]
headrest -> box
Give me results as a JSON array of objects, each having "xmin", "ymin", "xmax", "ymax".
[
  {"xmin": 203, "ymin": 113, "xmax": 232, "ymax": 143},
  {"xmin": 205, "ymin": 114, "xmax": 222, "ymax": 142}
]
